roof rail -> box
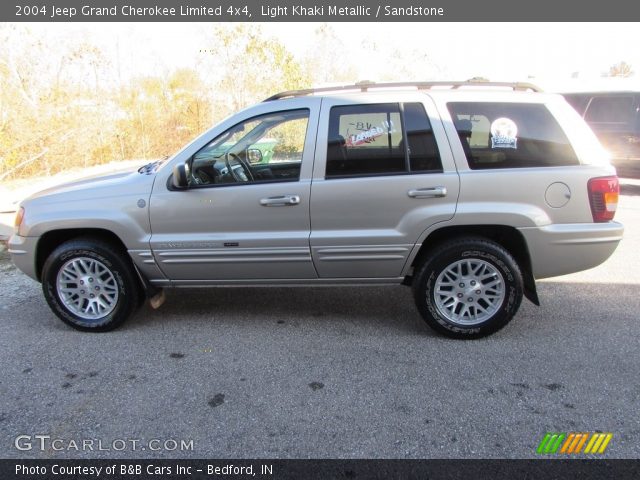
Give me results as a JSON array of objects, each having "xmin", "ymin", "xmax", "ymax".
[{"xmin": 263, "ymin": 80, "xmax": 543, "ymax": 101}]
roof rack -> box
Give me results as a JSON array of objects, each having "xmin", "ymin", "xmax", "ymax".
[{"xmin": 263, "ymin": 80, "xmax": 543, "ymax": 101}]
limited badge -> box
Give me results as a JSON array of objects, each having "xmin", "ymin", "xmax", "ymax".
[{"xmin": 490, "ymin": 117, "xmax": 518, "ymax": 149}]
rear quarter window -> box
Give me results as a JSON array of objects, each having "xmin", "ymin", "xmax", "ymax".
[{"xmin": 447, "ymin": 102, "xmax": 579, "ymax": 169}]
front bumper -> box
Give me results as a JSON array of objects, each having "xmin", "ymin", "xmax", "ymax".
[
  {"xmin": 519, "ymin": 221, "xmax": 624, "ymax": 279},
  {"xmin": 7, "ymin": 234, "xmax": 39, "ymax": 281}
]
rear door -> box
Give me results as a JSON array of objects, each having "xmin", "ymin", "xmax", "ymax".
[{"xmin": 309, "ymin": 95, "xmax": 459, "ymax": 279}]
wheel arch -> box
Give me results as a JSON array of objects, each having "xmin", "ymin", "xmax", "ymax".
[
  {"xmin": 408, "ymin": 224, "xmax": 539, "ymax": 306},
  {"xmin": 36, "ymin": 228, "xmax": 129, "ymax": 282}
]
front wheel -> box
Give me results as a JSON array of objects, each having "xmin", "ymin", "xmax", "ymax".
[
  {"xmin": 41, "ymin": 238, "xmax": 140, "ymax": 332},
  {"xmin": 413, "ymin": 237, "xmax": 523, "ymax": 339}
]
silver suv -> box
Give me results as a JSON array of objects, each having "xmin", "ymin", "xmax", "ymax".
[{"xmin": 8, "ymin": 81, "xmax": 624, "ymax": 338}]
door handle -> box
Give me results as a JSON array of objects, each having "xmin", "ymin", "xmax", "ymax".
[
  {"xmin": 259, "ymin": 195, "xmax": 301, "ymax": 206},
  {"xmin": 407, "ymin": 186, "xmax": 447, "ymax": 199}
]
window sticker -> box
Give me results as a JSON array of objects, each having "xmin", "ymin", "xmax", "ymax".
[
  {"xmin": 490, "ymin": 117, "xmax": 518, "ymax": 149},
  {"xmin": 346, "ymin": 119, "xmax": 396, "ymax": 147}
]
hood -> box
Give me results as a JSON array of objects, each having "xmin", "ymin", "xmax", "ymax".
[
  {"xmin": 28, "ymin": 171, "xmax": 133, "ymax": 199},
  {"xmin": 23, "ymin": 165, "xmax": 156, "ymax": 206}
]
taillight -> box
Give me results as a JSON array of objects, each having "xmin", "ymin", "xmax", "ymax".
[{"xmin": 588, "ymin": 176, "xmax": 619, "ymax": 222}]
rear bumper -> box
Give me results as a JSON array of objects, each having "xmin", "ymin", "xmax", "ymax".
[
  {"xmin": 519, "ymin": 222, "xmax": 623, "ymax": 279},
  {"xmin": 7, "ymin": 234, "xmax": 39, "ymax": 281}
]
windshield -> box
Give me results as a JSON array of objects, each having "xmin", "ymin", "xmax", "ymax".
[{"xmin": 193, "ymin": 110, "xmax": 308, "ymax": 165}]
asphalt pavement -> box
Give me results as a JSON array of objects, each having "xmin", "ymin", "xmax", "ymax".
[{"xmin": 0, "ymin": 187, "xmax": 639, "ymax": 459}]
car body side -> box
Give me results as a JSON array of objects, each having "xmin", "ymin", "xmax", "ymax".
[{"xmin": 9, "ymin": 91, "xmax": 623, "ymax": 301}]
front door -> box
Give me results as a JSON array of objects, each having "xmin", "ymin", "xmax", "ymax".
[{"xmin": 149, "ymin": 106, "xmax": 319, "ymax": 282}]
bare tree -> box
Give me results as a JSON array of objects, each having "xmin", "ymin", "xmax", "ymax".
[
  {"xmin": 202, "ymin": 25, "xmax": 310, "ymax": 116},
  {"xmin": 0, "ymin": 25, "xmax": 308, "ymax": 181}
]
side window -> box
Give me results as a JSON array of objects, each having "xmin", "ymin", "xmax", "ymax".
[
  {"xmin": 447, "ymin": 102, "xmax": 579, "ymax": 169},
  {"xmin": 190, "ymin": 109, "xmax": 309, "ymax": 186},
  {"xmin": 404, "ymin": 103, "xmax": 443, "ymax": 172},
  {"xmin": 326, "ymin": 103, "xmax": 442, "ymax": 177},
  {"xmin": 584, "ymin": 96, "xmax": 635, "ymax": 124},
  {"xmin": 327, "ymin": 104, "xmax": 404, "ymax": 177}
]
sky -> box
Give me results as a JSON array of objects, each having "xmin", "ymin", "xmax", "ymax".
[{"xmin": 16, "ymin": 22, "xmax": 640, "ymax": 91}]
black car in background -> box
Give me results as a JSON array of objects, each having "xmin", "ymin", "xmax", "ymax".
[{"xmin": 563, "ymin": 91, "xmax": 640, "ymax": 177}]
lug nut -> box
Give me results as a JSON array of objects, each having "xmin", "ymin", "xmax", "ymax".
[
  {"xmin": 95, "ymin": 286, "xmax": 100, "ymax": 291},
  {"xmin": 90, "ymin": 294, "xmax": 95, "ymax": 298},
  {"xmin": 459, "ymin": 283, "xmax": 465, "ymax": 288},
  {"xmin": 471, "ymin": 280, "xmax": 476, "ymax": 286},
  {"xmin": 457, "ymin": 293, "xmax": 463, "ymax": 298},
  {"xmin": 476, "ymin": 290, "xmax": 481, "ymax": 294},
  {"xmin": 80, "ymin": 280, "xmax": 84, "ymax": 285},
  {"xmin": 468, "ymin": 298, "xmax": 473, "ymax": 302},
  {"xmin": 80, "ymin": 290, "xmax": 85, "ymax": 294},
  {"xmin": 89, "ymin": 278, "xmax": 93, "ymax": 282}
]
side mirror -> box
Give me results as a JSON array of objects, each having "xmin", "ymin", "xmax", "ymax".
[
  {"xmin": 172, "ymin": 163, "xmax": 189, "ymax": 189},
  {"xmin": 247, "ymin": 148, "xmax": 263, "ymax": 164}
]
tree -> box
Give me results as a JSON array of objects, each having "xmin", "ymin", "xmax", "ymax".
[
  {"xmin": 0, "ymin": 25, "xmax": 309, "ymax": 181},
  {"xmin": 201, "ymin": 25, "xmax": 310, "ymax": 117},
  {"xmin": 0, "ymin": 25, "xmax": 215, "ymax": 180},
  {"xmin": 608, "ymin": 61, "xmax": 634, "ymax": 78},
  {"xmin": 115, "ymin": 68, "xmax": 212, "ymax": 160},
  {"xmin": 303, "ymin": 24, "xmax": 359, "ymax": 85},
  {"xmin": 0, "ymin": 25, "xmax": 89, "ymax": 179}
]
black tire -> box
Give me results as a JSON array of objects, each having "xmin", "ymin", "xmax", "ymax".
[
  {"xmin": 412, "ymin": 237, "xmax": 523, "ymax": 339},
  {"xmin": 41, "ymin": 237, "xmax": 140, "ymax": 332}
]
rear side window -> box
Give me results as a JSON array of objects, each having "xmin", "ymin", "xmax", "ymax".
[
  {"xmin": 584, "ymin": 96, "xmax": 635, "ymax": 124},
  {"xmin": 447, "ymin": 102, "xmax": 579, "ymax": 169},
  {"xmin": 404, "ymin": 103, "xmax": 442, "ymax": 172},
  {"xmin": 326, "ymin": 103, "xmax": 442, "ymax": 177}
]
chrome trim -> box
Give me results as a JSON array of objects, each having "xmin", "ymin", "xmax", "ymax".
[
  {"xmin": 152, "ymin": 277, "xmax": 405, "ymax": 287},
  {"xmin": 154, "ymin": 247, "xmax": 312, "ymax": 265},
  {"xmin": 408, "ymin": 186, "xmax": 447, "ymax": 198},
  {"xmin": 319, "ymin": 255, "xmax": 406, "ymax": 262}
]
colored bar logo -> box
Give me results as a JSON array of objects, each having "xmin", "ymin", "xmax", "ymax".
[{"xmin": 537, "ymin": 432, "xmax": 612, "ymax": 454}]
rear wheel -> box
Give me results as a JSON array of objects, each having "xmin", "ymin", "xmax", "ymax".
[
  {"xmin": 42, "ymin": 238, "xmax": 140, "ymax": 331},
  {"xmin": 413, "ymin": 237, "xmax": 523, "ymax": 339}
]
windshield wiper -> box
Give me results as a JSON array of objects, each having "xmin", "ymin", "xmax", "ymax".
[{"xmin": 137, "ymin": 159, "xmax": 165, "ymax": 174}]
